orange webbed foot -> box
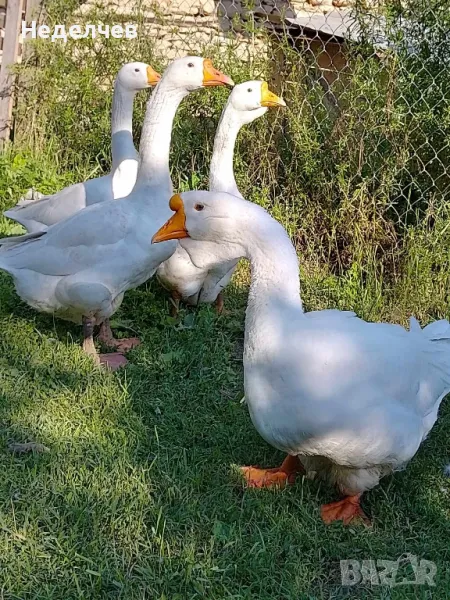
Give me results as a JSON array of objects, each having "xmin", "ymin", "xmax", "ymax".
[
  {"xmin": 240, "ymin": 466, "xmax": 294, "ymax": 488},
  {"xmin": 321, "ymin": 494, "xmax": 370, "ymax": 526},
  {"xmin": 97, "ymin": 319, "xmax": 140, "ymax": 353},
  {"xmin": 240, "ymin": 455, "xmax": 304, "ymax": 488},
  {"xmin": 99, "ymin": 353, "xmax": 128, "ymax": 371},
  {"xmin": 113, "ymin": 337, "xmax": 141, "ymax": 353}
]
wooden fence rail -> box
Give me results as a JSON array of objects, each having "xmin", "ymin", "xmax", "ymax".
[
  {"xmin": 0, "ymin": 0, "xmax": 24, "ymax": 146},
  {"xmin": 0, "ymin": 0, "xmax": 41, "ymax": 147}
]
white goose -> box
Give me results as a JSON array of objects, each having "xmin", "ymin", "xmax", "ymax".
[
  {"xmin": 156, "ymin": 81, "xmax": 285, "ymax": 314},
  {"xmin": 3, "ymin": 62, "xmax": 160, "ymax": 234},
  {"xmin": 0, "ymin": 58, "xmax": 233, "ymax": 370},
  {"xmin": 153, "ymin": 190, "xmax": 450, "ymax": 525}
]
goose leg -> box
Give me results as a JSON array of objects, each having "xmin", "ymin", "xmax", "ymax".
[
  {"xmin": 170, "ymin": 290, "xmax": 181, "ymax": 318},
  {"xmin": 320, "ymin": 493, "xmax": 370, "ymax": 526},
  {"xmin": 82, "ymin": 316, "xmax": 100, "ymax": 365},
  {"xmin": 97, "ymin": 319, "xmax": 140, "ymax": 353},
  {"xmin": 215, "ymin": 292, "xmax": 224, "ymax": 315},
  {"xmin": 82, "ymin": 316, "xmax": 127, "ymax": 370},
  {"xmin": 240, "ymin": 454, "xmax": 304, "ymax": 488}
]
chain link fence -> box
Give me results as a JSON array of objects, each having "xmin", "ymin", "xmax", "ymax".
[{"xmin": 8, "ymin": 0, "xmax": 450, "ymax": 317}]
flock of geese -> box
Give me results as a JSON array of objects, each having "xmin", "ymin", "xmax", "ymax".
[{"xmin": 1, "ymin": 56, "xmax": 450, "ymax": 526}]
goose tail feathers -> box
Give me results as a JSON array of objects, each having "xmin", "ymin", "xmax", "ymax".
[{"xmin": 412, "ymin": 317, "xmax": 450, "ymax": 340}]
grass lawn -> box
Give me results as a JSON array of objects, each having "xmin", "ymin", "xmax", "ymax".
[{"xmin": 0, "ymin": 170, "xmax": 449, "ymax": 599}]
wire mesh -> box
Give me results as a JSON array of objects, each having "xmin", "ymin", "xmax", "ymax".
[
  {"xmin": 53, "ymin": 0, "xmax": 449, "ymax": 216},
  {"xmin": 133, "ymin": 0, "xmax": 450, "ymax": 255}
]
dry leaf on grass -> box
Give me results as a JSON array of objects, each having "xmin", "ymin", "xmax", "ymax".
[{"xmin": 7, "ymin": 442, "xmax": 50, "ymax": 454}]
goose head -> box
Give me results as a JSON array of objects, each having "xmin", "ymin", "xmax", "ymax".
[
  {"xmin": 152, "ymin": 190, "xmax": 258, "ymax": 260},
  {"xmin": 116, "ymin": 62, "xmax": 161, "ymax": 90},
  {"xmin": 153, "ymin": 191, "xmax": 289, "ymax": 270},
  {"xmin": 227, "ymin": 80, "xmax": 286, "ymax": 124},
  {"xmin": 160, "ymin": 56, "xmax": 234, "ymax": 92}
]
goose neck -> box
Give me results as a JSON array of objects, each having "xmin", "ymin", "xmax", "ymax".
[
  {"xmin": 134, "ymin": 81, "xmax": 188, "ymax": 192},
  {"xmin": 110, "ymin": 82, "xmax": 137, "ymax": 168},
  {"xmin": 209, "ymin": 105, "xmax": 242, "ymax": 197},
  {"xmin": 242, "ymin": 213, "xmax": 303, "ymax": 354}
]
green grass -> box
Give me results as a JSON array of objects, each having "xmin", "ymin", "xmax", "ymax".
[
  {"xmin": 2, "ymin": 0, "xmax": 450, "ymax": 594},
  {"xmin": 0, "ymin": 158, "xmax": 449, "ymax": 599}
]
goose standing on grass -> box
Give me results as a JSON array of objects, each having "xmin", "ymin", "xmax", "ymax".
[
  {"xmin": 156, "ymin": 81, "xmax": 285, "ymax": 315},
  {"xmin": 3, "ymin": 62, "xmax": 161, "ymax": 234},
  {"xmin": 153, "ymin": 190, "xmax": 450, "ymax": 525},
  {"xmin": 0, "ymin": 58, "xmax": 233, "ymax": 370}
]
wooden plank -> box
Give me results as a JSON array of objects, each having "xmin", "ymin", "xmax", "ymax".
[
  {"xmin": 0, "ymin": 0, "xmax": 24, "ymax": 144},
  {"xmin": 22, "ymin": 0, "xmax": 42, "ymax": 61},
  {"xmin": 25, "ymin": 0, "xmax": 41, "ymax": 23}
]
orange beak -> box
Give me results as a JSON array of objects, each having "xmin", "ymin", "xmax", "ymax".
[
  {"xmin": 202, "ymin": 59, "xmax": 234, "ymax": 87},
  {"xmin": 147, "ymin": 65, "xmax": 161, "ymax": 86},
  {"xmin": 152, "ymin": 194, "xmax": 189, "ymax": 243},
  {"xmin": 260, "ymin": 81, "xmax": 286, "ymax": 107}
]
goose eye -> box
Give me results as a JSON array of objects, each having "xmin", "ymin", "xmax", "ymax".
[
  {"xmin": 194, "ymin": 203, "xmax": 204, "ymax": 211},
  {"xmin": 188, "ymin": 62, "xmax": 194, "ymax": 68},
  {"xmin": 134, "ymin": 68, "xmax": 140, "ymax": 72},
  {"xmin": 247, "ymin": 88, "xmax": 252, "ymax": 92}
]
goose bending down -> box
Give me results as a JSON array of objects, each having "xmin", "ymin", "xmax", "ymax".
[
  {"xmin": 153, "ymin": 190, "xmax": 450, "ymax": 525},
  {"xmin": 156, "ymin": 81, "xmax": 285, "ymax": 315},
  {"xmin": 0, "ymin": 58, "xmax": 233, "ymax": 370},
  {"xmin": 3, "ymin": 62, "xmax": 161, "ymax": 234}
]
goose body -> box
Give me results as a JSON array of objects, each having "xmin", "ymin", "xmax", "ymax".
[
  {"xmin": 156, "ymin": 81, "xmax": 285, "ymax": 310},
  {"xmin": 0, "ymin": 196, "xmax": 173, "ymax": 322},
  {"xmin": 153, "ymin": 190, "xmax": 450, "ymax": 524},
  {"xmin": 0, "ymin": 58, "xmax": 233, "ymax": 368},
  {"xmin": 3, "ymin": 63, "xmax": 160, "ymax": 233}
]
